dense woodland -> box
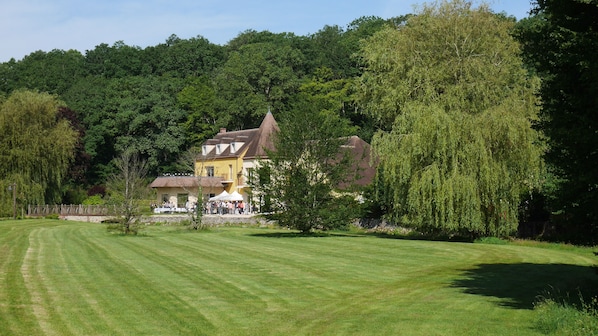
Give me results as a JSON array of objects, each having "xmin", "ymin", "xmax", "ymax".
[
  {"xmin": 0, "ymin": 16, "xmax": 396, "ymax": 192},
  {"xmin": 1, "ymin": 0, "xmax": 597, "ymax": 243}
]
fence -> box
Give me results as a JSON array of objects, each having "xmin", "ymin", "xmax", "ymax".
[{"xmin": 28, "ymin": 204, "xmax": 116, "ymax": 217}]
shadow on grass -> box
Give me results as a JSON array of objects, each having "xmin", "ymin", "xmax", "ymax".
[{"xmin": 451, "ymin": 263, "xmax": 598, "ymax": 309}]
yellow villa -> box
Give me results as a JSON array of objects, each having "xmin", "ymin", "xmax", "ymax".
[
  {"xmin": 149, "ymin": 111, "xmax": 376, "ymax": 213},
  {"xmin": 150, "ymin": 111, "xmax": 278, "ymax": 212}
]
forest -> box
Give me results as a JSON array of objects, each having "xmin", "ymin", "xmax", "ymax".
[{"xmin": 1, "ymin": 0, "xmax": 596, "ymax": 243}]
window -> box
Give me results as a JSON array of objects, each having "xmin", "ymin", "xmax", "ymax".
[
  {"xmin": 216, "ymin": 144, "xmax": 221, "ymax": 154},
  {"xmin": 206, "ymin": 166, "xmax": 214, "ymax": 177},
  {"xmin": 229, "ymin": 164, "xmax": 233, "ymax": 180},
  {"xmin": 246, "ymin": 168, "xmax": 254, "ymax": 185}
]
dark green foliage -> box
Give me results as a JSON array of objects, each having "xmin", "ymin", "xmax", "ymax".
[
  {"xmin": 177, "ymin": 76, "xmax": 222, "ymax": 146},
  {"xmin": 214, "ymin": 41, "xmax": 305, "ymax": 130},
  {"xmin": 1, "ymin": 50, "xmax": 86, "ymax": 95},
  {"xmin": 84, "ymin": 41, "xmax": 145, "ymax": 78},
  {"xmin": 515, "ymin": 0, "xmax": 598, "ymax": 244},
  {"xmin": 148, "ymin": 34, "xmax": 226, "ymax": 78}
]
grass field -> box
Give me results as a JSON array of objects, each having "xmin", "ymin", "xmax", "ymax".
[{"xmin": 0, "ymin": 219, "xmax": 596, "ymax": 335}]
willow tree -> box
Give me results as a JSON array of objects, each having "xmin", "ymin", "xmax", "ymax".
[
  {"xmin": 357, "ymin": 0, "xmax": 543, "ymax": 238},
  {"xmin": 0, "ymin": 90, "xmax": 77, "ymax": 214}
]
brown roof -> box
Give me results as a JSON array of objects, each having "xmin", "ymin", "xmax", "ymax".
[
  {"xmin": 149, "ymin": 176, "xmax": 224, "ymax": 188},
  {"xmin": 338, "ymin": 136, "xmax": 377, "ymax": 190},
  {"xmin": 244, "ymin": 111, "xmax": 279, "ymax": 159},
  {"xmin": 201, "ymin": 111, "xmax": 278, "ymax": 160},
  {"xmin": 196, "ymin": 112, "xmax": 375, "ymax": 189}
]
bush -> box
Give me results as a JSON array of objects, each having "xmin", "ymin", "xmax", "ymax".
[
  {"xmin": 83, "ymin": 195, "xmax": 105, "ymax": 205},
  {"xmin": 474, "ymin": 237, "xmax": 508, "ymax": 245}
]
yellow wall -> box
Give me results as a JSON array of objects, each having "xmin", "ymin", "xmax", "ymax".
[{"xmin": 195, "ymin": 148, "xmax": 247, "ymax": 193}]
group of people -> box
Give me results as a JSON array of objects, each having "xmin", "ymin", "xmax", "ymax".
[
  {"xmin": 205, "ymin": 200, "xmax": 246, "ymax": 215},
  {"xmin": 151, "ymin": 199, "xmax": 255, "ymax": 215}
]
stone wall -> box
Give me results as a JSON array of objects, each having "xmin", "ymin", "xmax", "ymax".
[{"xmin": 61, "ymin": 214, "xmax": 269, "ymax": 226}]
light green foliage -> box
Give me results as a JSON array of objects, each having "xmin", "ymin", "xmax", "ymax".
[
  {"xmin": 82, "ymin": 194, "xmax": 105, "ymax": 205},
  {"xmin": 358, "ymin": 0, "xmax": 543, "ymax": 237},
  {"xmin": 534, "ymin": 298, "xmax": 598, "ymax": 335},
  {"xmin": 0, "ymin": 90, "xmax": 76, "ymax": 214},
  {"xmin": 253, "ymin": 96, "xmax": 358, "ymax": 233},
  {"xmin": 300, "ymin": 67, "xmax": 355, "ymax": 116},
  {"xmin": 1, "ymin": 221, "xmax": 597, "ymax": 335}
]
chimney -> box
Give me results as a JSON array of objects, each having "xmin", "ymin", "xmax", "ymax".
[{"xmin": 219, "ymin": 128, "xmax": 226, "ymax": 133}]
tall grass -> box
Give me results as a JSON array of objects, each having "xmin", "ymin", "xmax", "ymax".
[{"xmin": 534, "ymin": 296, "xmax": 598, "ymax": 335}]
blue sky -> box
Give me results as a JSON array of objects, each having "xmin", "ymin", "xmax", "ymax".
[{"xmin": 0, "ymin": 0, "xmax": 533, "ymax": 62}]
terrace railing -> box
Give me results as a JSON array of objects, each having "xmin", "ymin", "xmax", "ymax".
[{"xmin": 28, "ymin": 204, "xmax": 117, "ymax": 217}]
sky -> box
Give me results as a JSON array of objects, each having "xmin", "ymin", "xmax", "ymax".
[{"xmin": 0, "ymin": 0, "xmax": 534, "ymax": 63}]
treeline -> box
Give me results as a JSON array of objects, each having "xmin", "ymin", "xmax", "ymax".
[{"xmin": 0, "ymin": 15, "xmax": 400, "ymax": 203}]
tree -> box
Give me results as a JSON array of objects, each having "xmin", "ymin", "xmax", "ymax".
[
  {"xmin": 177, "ymin": 76, "xmax": 222, "ymax": 147},
  {"xmin": 106, "ymin": 150, "xmax": 148, "ymax": 235},
  {"xmin": 0, "ymin": 90, "xmax": 77, "ymax": 215},
  {"xmin": 299, "ymin": 67, "xmax": 376, "ymax": 142},
  {"xmin": 71, "ymin": 75, "xmax": 188, "ymax": 180},
  {"xmin": 172, "ymin": 148, "xmax": 211, "ymax": 230},
  {"xmin": 84, "ymin": 41, "xmax": 144, "ymax": 78},
  {"xmin": 514, "ymin": 0, "xmax": 598, "ymax": 243},
  {"xmin": 307, "ymin": 16, "xmax": 395, "ymax": 78},
  {"xmin": 151, "ymin": 34, "xmax": 226, "ymax": 78},
  {"xmin": 10, "ymin": 49, "xmax": 86, "ymax": 95},
  {"xmin": 357, "ymin": 0, "xmax": 544, "ymax": 238},
  {"xmin": 214, "ymin": 40, "xmax": 305, "ymax": 129},
  {"xmin": 56, "ymin": 106, "xmax": 92, "ymax": 204},
  {"xmin": 252, "ymin": 95, "xmax": 359, "ymax": 233}
]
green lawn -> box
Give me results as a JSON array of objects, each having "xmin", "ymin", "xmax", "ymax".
[{"xmin": 0, "ymin": 219, "xmax": 596, "ymax": 335}]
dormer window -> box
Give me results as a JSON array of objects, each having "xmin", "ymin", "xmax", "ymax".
[
  {"xmin": 202, "ymin": 144, "xmax": 214, "ymax": 155},
  {"xmin": 216, "ymin": 144, "xmax": 221, "ymax": 154},
  {"xmin": 230, "ymin": 141, "xmax": 245, "ymax": 154}
]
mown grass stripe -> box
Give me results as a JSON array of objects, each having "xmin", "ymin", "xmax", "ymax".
[
  {"xmin": 70, "ymin": 226, "xmax": 217, "ymax": 335},
  {"xmin": 0, "ymin": 221, "xmax": 63, "ymax": 336},
  {"xmin": 2, "ymin": 220, "xmax": 597, "ymax": 335}
]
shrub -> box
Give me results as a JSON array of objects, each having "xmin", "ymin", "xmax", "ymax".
[
  {"xmin": 474, "ymin": 237, "xmax": 508, "ymax": 245},
  {"xmin": 83, "ymin": 195, "xmax": 105, "ymax": 205},
  {"xmin": 44, "ymin": 213, "xmax": 60, "ymax": 220}
]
